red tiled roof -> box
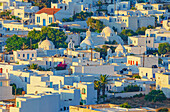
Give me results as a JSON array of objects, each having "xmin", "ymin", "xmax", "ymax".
[{"xmin": 35, "ymin": 8, "xmax": 61, "ymax": 15}]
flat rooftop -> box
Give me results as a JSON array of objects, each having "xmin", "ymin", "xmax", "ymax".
[{"xmin": 71, "ymin": 104, "xmax": 157, "ymax": 112}]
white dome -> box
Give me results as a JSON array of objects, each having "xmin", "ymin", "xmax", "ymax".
[
  {"xmin": 41, "ymin": 39, "xmax": 54, "ymax": 46},
  {"xmin": 101, "ymin": 26, "xmax": 114, "ymax": 37},
  {"xmin": 39, "ymin": 38, "xmax": 55, "ymax": 50},
  {"xmin": 80, "ymin": 37, "xmax": 94, "ymax": 49}
]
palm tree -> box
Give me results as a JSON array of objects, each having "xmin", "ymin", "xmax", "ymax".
[
  {"xmin": 99, "ymin": 74, "xmax": 109, "ymax": 97},
  {"xmin": 94, "ymin": 80, "xmax": 101, "ymax": 101}
]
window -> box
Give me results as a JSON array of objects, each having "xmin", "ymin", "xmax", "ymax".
[
  {"xmin": 148, "ymin": 40, "xmax": 150, "ymax": 43},
  {"xmin": 37, "ymin": 17, "xmax": 40, "ymax": 23},
  {"xmin": 150, "ymin": 34, "xmax": 155, "ymax": 37},
  {"xmin": 25, "ymin": 77, "xmax": 27, "ymax": 82},
  {"xmin": 32, "ymin": 54, "xmax": 34, "ymax": 57},
  {"xmin": 50, "ymin": 61, "xmax": 52, "ymax": 66},
  {"xmin": 23, "ymin": 54, "xmax": 25, "ymax": 57},
  {"xmin": 18, "ymin": 13, "xmax": 21, "ymax": 15},
  {"xmin": 146, "ymin": 73, "xmax": 148, "ymax": 77},
  {"xmin": 49, "ymin": 17, "xmax": 53, "ymax": 23},
  {"xmin": 111, "ymin": 8, "xmax": 114, "ymax": 13},
  {"xmin": 123, "ymin": 4, "xmax": 126, "ymax": 8},
  {"xmin": 136, "ymin": 61, "xmax": 138, "ymax": 66},
  {"xmin": 60, "ymin": 6, "xmax": 63, "ymax": 9},
  {"xmin": 109, "ymin": 18, "xmax": 112, "ymax": 22},
  {"xmin": 27, "ymin": 54, "xmax": 29, "ymax": 59},
  {"xmin": 46, "ymin": 61, "xmax": 48, "ymax": 65},
  {"xmin": 18, "ymin": 54, "xmax": 20, "ymax": 57},
  {"xmin": 17, "ymin": 102, "xmax": 19, "ymax": 108},
  {"xmin": 153, "ymin": 73, "xmax": 155, "ymax": 78},
  {"xmin": 82, "ymin": 88, "xmax": 86, "ymax": 94},
  {"xmin": 161, "ymin": 37, "xmax": 166, "ymax": 41}
]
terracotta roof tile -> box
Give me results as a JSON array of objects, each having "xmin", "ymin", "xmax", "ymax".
[{"xmin": 36, "ymin": 8, "xmax": 61, "ymax": 15}]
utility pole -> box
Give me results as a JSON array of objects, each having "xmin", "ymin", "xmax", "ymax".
[
  {"xmin": 143, "ymin": 53, "xmax": 145, "ymax": 67},
  {"xmin": 91, "ymin": 48, "xmax": 93, "ymax": 61},
  {"xmin": 22, "ymin": 43, "xmax": 25, "ymax": 50},
  {"xmin": 15, "ymin": 88, "xmax": 16, "ymax": 107},
  {"xmin": 3, "ymin": 52, "xmax": 4, "ymax": 62}
]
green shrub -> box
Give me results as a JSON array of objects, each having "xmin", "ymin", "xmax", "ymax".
[
  {"xmin": 132, "ymin": 75, "xmax": 141, "ymax": 79},
  {"xmin": 145, "ymin": 90, "xmax": 166, "ymax": 102},
  {"xmin": 124, "ymin": 85, "xmax": 140, "ymax": 92},
  {"xmin": 158, "ymin": 108, "xmax": 169, "ymax": 112},
  {"xmin": 120, "ymin": 102, "xmax": 131, "ymax": 108}
]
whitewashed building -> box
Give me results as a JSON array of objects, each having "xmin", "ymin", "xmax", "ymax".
[{"xmin": 156, "ymin": 71, "xmax": 170, "ymax": 98}]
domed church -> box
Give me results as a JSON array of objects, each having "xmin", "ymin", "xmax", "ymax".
[
  {"xmin": 80, "ymin": 26, "xmax": 124, "ymax": 49},
  {"xmin": 38, "ymin": 37, "xmax": 55, "ymax": 50}
]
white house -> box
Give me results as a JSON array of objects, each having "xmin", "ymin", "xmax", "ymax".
[
  {"xmin": 127, "ymin": 55, "xmax": 158, "ymax": 68},
  {"xmin": 10, "ymin": 93, "xmax": 61, "ymax": 112},
  {"xmin": 156, "ymin": 71, "xmax": 170, "ymax": 98},
  {"xmin": 139, "ymin": 67, "xmax": 165, "ymax": 79},
  {"xmin": 13, "ymin": 6, "xmax": 39, "ymax": 24},
  {"xmin": 0, "ymin": 73, "xmax": 13, "ymax": 100},
  {"xmin": 92, "ymin": 16, "xmax": 155, "ymax": 33}
]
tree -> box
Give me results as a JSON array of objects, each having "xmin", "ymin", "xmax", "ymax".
[
  {"xmin": 131, "ymin": 7, "xmax": 136, "ymax": 10},
  {"xmin": 158, "ymin": 43, "xmax": 170, "ymax": 54},
  {"xmin": 6, "ymin": 27, "xmax": 68, "ymax": 51},
  {"xmin": 132, "ymin": 75, "xmax": 141, "ymax": 79},
  {"xmin": 136, "ymin": 27, "xmax": 147, "ymax": 35},
  {"xmin": 10, "ymin": 83, "xmax": 16, "ymax": 95},
  {"xmin": 28, "ymin": 63, "xmax": 46, "ymax": 71},
  {"xmin": 158, "ymin": 108, "xmax": 169, "ymax": 112},
  {"xmin": 160, "ymin": 15, "xmax": 165, "ymax": 21},
  {"xmin": 99, "ymin": 74, "xmax": 109, "ymax": 97},
  {"xmin": 28, "ymin": 63, "xmax": 38, "ymax": 69},
  {"xmin": 27, "ymin": 27, "xmax": 68, "ymax": 49},
  {"xmin": 5, "ymin": 35, "xmax": 28, "ymax": 51},
  {"xmin": 10, "ymin": 83, "xmax": 23, "ymax": 95},
  {"xmin": 145, "ymin": 90, "xmax": 166, "ymax": 102},
  {"xmin": 94, "ymin": 80, "xmax": 101, "ymax": 102},
  {"xmin": 119, "ymin": 29, "xmax": 137, "ymax": 43},
  {"xmin": 120, "ymin": 102, "xmax": 131, "ymax": 108},
  {"xmin": 86, "ymin": 18, "xmax": 105, "ymax": 33},
  {"xmin": 94, "ymin": 45, "xmax": 116, "ymax": 59},
  {"xmin": 147, "ymin": 25, "xmax": 155, "ymax": 29}
]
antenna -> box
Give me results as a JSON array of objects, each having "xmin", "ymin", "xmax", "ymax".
[
  {"xmin": 143, "ymin": 53, "xmax": 145, "ymax": 67},
  {"xmin": 30, "ymin": 39, "xmax": 32, "ymax": 50},
  {"xmin": 3, "ymin": 52, "xmax": 4, "ymax": 62},
  {"xmin": 91, "ymin": 48, "xmax": 93, "ymax": 61},
  {"xmin": 22, "ymin": 43, "xmax": 25, "ymax": 50},
  {"xmin": 114, "ymin": 0, "xmax": 116, "ymax": 15}
]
